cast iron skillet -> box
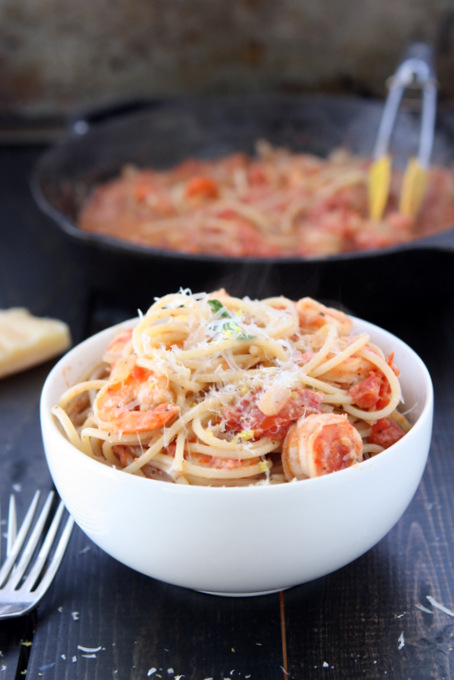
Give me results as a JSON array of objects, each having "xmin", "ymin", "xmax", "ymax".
[{"xmin": 31, "ymin": 94, "xmax": 454, "ymax": 321}]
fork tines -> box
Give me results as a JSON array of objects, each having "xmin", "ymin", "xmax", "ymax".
[{"xmin": 0, "ymin": 490, "xmax": 74, "ymax": 615}]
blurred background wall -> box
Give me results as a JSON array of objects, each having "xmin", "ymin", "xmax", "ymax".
[{"xmin": 1, "ymin": 0, "xmax": 454, "ymax": 119}]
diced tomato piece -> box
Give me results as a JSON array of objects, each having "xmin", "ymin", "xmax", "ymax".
[
  {"xmin": 348, "ymin": 370, "xmax": 382, "ymax": 409},
  {"xmin": 247, "ymin": 165, "xmax": 268, "ymax": 185},
  {"xmin": 369, "ymin": 418, "xmax": 405, "ymax": 448},
  {"xmin": 376, "ymin": 356, "xmax": 400, "ymax": 409},
  {"xmin": 132, "ymin": 180, "xmax": 154, "ymax": 202},
  {"xmin": 185, "ymin": 176, "xmax": 219, "ymax": 199},
  {"xmin": 350, "ymin": 355, "xmax": 401, "ymax": 411},
  {"xmin": 223, "ymin": 388, "xmax": 323, "ymax": 441}
]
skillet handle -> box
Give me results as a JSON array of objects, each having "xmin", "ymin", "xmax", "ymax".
[{"xmin": 69, "ymin": 98, "xmax": 168, "ymax": 136}]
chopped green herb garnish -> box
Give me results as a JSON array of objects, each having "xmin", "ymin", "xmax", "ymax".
[
  {"xmin": 207, "ymin": 299, "xmax": 254, "ymax": 340},
  {"xmin": 208, "ymin": 298, "xmax": 229, "ymax": 317},
  {"xmin": 222, "ymin": 319, "xmax": 254, "ymax": 340}
]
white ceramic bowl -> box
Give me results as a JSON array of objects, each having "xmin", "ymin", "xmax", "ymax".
[{"xmin": 40, "ymin": 316, "xmax": 433, "ymax": 597}]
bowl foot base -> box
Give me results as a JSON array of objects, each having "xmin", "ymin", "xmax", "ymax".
[{"xmin": 198, "ymin": 587, "xmax": 288, "ymax": 598}]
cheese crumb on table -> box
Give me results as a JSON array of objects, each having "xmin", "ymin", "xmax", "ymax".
[{"xmin": 0, "ymin": 308, "xmax": 71, "ymax": 378}]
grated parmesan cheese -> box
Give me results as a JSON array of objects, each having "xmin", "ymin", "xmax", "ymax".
[
  {"xmin": 426, "ymin": 595, "xmax": 454, "ymax": 616},
  {"xmin": 77, "ymin": 645, "xmax": 103, "ymax": 653}
]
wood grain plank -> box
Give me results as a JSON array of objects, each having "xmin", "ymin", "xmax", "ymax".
[
  {"xmin": 282, "ymin": 298, "xmax": 454, "ymax": 679},
  {"xmin": 25, "ymin": 528, "xmax": 285, "ymax": 679},
  {"xmin": 1, "ymin": 144, "xmax": 454, "ymax": 680}
]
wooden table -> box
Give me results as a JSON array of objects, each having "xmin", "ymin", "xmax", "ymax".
[{"xmin": 1, "ymin": 141, "xmax": 454, "ymax": 680}]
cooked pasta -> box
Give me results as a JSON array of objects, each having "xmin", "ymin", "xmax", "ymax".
[
  {"xmin": 78, "ymin": 141, "xmax": 454, "ymax": 257},
  {"xmin": 52, "ymin": 291, "xmax": 410, "ymax": 486}
]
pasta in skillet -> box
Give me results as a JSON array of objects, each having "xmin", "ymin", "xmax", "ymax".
[
  {"xmin": 52, "ymin": 290, "xmax": 409, "ymax": 486},
  {"xmin": 78, "ymin": 141, "xmax": 454, "ymax": 257}
]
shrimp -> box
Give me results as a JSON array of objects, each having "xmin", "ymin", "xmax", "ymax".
[
  {"xmin": 315, "ymin": 351, "xmax": 375, "ymax": 386},
  {"xmin": 103, "ymin": 327, "xmax": 134, "ymax": 365},
  {"xmin": 93, "ymin": 355, "xmax": 179, "ymax": 434},
  {"xmin": 296, "ymin": 297, "xmax": 352, "ymax": 335},
  {"xmin": 282, "ymin": 412, "xmax": 363, "ymax": 480}
]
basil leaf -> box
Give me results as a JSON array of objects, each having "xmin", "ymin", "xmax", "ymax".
[{"xmin": 208, "ymin": 299, "xmax": 229, "ymax": 316}]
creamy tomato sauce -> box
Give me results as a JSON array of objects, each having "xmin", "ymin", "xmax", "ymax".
[{"xmin": 78, "ymin": 143, "xmax": 454, "ymax": 257}]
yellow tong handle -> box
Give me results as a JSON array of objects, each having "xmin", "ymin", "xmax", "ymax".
[
  {"xmin": 368, "ymin": 42, "xmax": 436, "ymax": 221},
  {"xmin": 368, "ymin": 155, "xmax": 391, "ymax": 222},
  {"xmin": 399, "ymin": 157, "xmax": 428, "ymax": 217},
  {"xmin": 369, "ymin": 156, "xmax": 428, "ymax": 220}
]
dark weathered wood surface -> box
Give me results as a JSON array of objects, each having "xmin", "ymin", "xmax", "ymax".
[{"xmin": 0, "ymin": 144, "xmax": 454, "ymax": 680}]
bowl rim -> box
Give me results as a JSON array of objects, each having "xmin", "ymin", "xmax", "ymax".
[{"xmin": 40, "ymin": 312, "xmax": 434, "ymax": 495}]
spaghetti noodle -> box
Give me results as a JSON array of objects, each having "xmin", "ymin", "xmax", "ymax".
[
  {"xmin": 52, "ymin": 291, "xmax": 409, "ymax": 486},
  {"xmin": 78, "ymin": 141, "xmax": 454, "ymax": 257}
]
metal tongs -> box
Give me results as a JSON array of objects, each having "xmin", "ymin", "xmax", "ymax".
[{"xmin": 368, "ymin": 42, "xmax": 437, "ymax": 221}]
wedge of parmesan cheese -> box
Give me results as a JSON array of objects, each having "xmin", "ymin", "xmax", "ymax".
[{"xmin": 0, "ymin": 308, "xmax": 71, "ymax": 379}]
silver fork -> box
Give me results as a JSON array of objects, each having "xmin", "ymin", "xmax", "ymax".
[{"xmin": 0, "ymin": 490, "xmax": 74, "ymax": 619}]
